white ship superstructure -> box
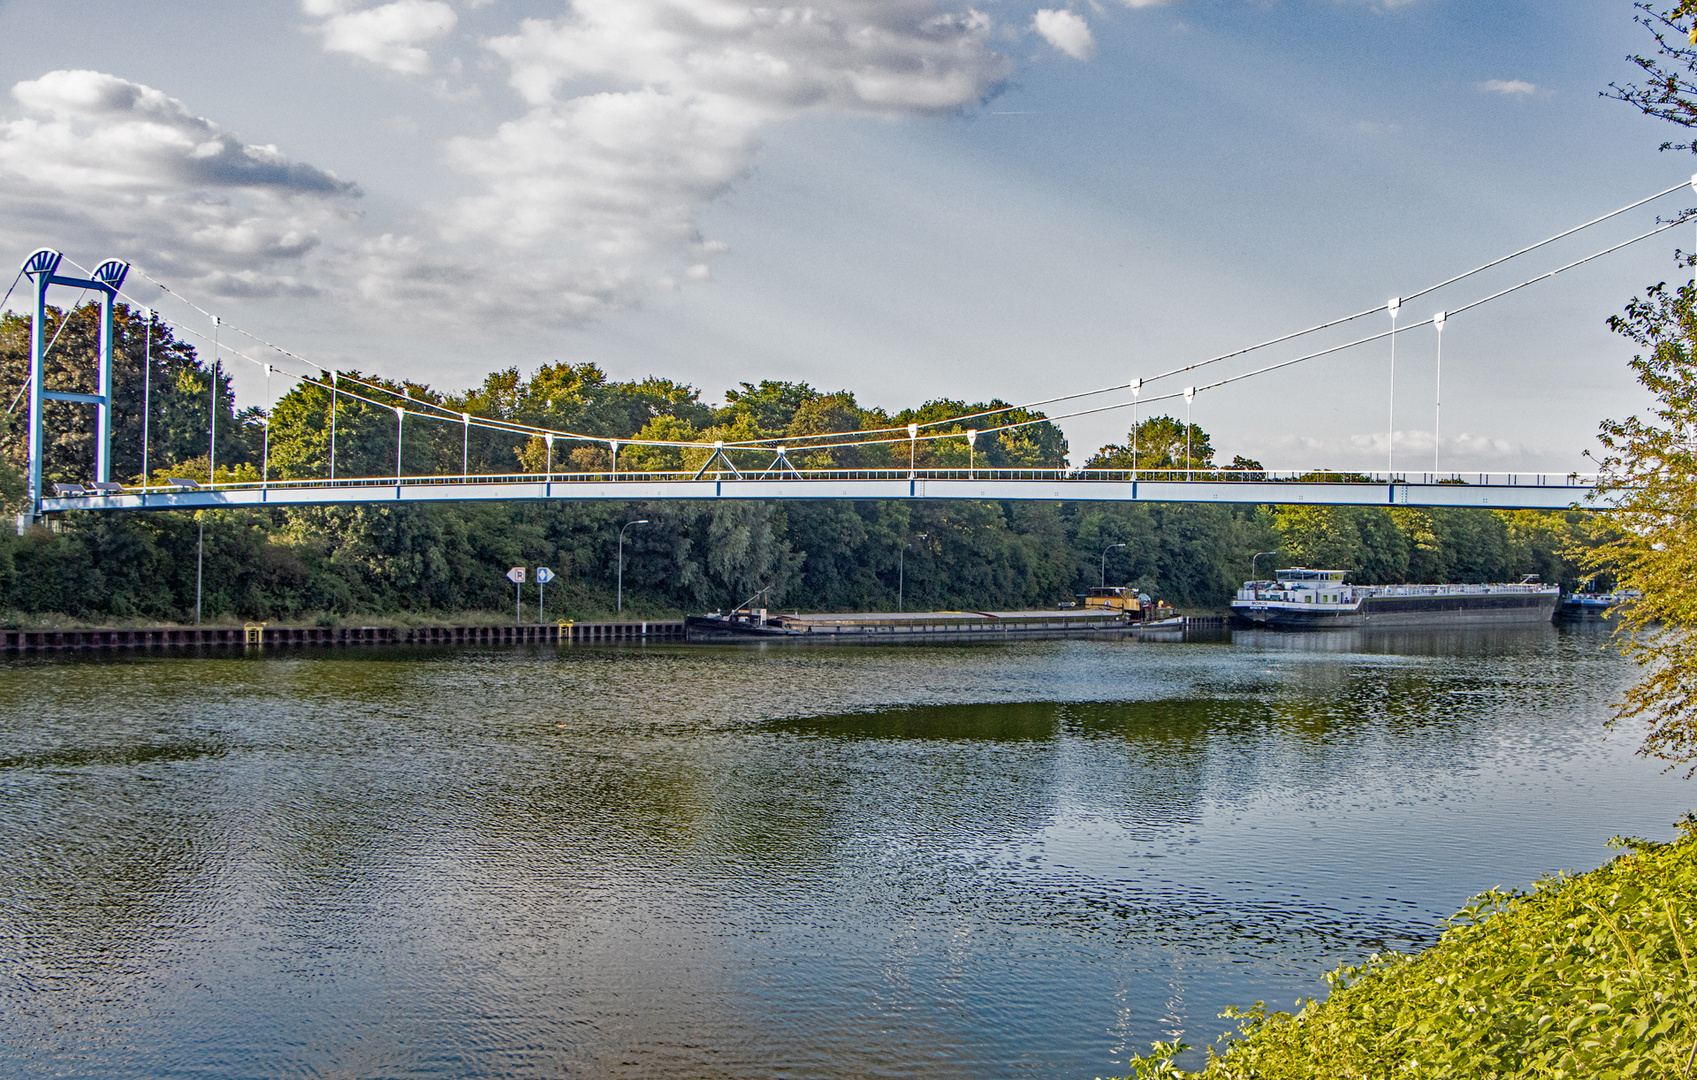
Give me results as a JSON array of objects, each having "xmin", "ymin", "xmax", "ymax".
[{"xmin": 1231, "ymin": 568, "xmax": 1559, "ymax": 628}]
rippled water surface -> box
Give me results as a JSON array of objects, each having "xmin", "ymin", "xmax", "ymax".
[{"xmin": 0, "ymin": 627, "xmax": 1689, "ymax": 1078}]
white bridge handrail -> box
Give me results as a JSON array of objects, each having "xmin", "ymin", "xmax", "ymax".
[{"xmin": 90, "ymin": 467, "xmax": 1602, "ymax": 496}]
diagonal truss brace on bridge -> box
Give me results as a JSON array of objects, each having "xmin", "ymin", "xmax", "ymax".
[{"xmin": 40, "ymin": 473, "xmax": 1603, "ymax": 514}]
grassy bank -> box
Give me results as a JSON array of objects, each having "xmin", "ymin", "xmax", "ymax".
[{"xmin": 1116, "ymin": 818, "xmax": 1697, "ymax": 1079}]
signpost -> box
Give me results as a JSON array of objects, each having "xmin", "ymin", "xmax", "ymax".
[
  {"xmin": 535, "ymin": 567, "xmax": 554, "ymax": 625},
  {"xmin": 506, "ymin": 566, "xmax": 525, "ymax": 624}
]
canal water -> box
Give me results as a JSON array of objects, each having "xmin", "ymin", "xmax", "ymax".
[{"xmin": 0, "ymin": 627, "xmax": 1689, "ymax": 1078}]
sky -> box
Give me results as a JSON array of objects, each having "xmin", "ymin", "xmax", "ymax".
[{"xmin": 0, "ymin": 0, "xmax": 1687, "ymax": 474}]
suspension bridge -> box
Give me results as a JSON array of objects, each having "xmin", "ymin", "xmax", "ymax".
[
  {"xmin": 37, "ymin": 469, "xmax": 1596, "ymax": 514},
  {"xmin": 16, "ymin": 178, "xmax": 1693, "ymax": 522}
]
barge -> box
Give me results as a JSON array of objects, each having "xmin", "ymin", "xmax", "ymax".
[
  {"xmin": 1230, "ymin": 567, "xmax": 1559, "ymax": 629},
  {"xmin": 685, "ymin": 606, "xmax": 1150, "ymax": 644},
  {"xmin": 1554, "ymin": 588, "xmax": 1636, "ymax": 623}
]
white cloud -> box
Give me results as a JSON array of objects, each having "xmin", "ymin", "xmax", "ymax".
[
  {"xmin": 307, "ymin": 0, "xmax": 459, "ymax": 77},
  {"xmin": 1249, "ymin": 429, "xmax": 1529, "ymax": 471},
  {"xmin": 484, "ymin": 0, "xmax": 1008, "ymax": 115},
  {"xmin": 7, "ymin": 2, "xmax": 1015, "ymax": 330},
  {"xmin": 0, "ymin": 70, "xmax": 358, "ymax": 297},
  {"xmin": 1032, "ymin": 10, "xmax": 1096, "ymax": 60},
  {"xmin": 441, "ymin": 90, "xmax": 751, "ymax": 261},
  {"xmin": 403, "ymin": 0, "xmax": 1012, "ymax": 324},
  {"xmin": 1479, "ymin": 79, "xmax": 1538, "ymax": 97}
]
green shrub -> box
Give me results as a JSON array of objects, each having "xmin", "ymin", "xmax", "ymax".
[{"xmin": 1116, "ymin": 818, "xmax": 1697, "ymax": 1079}]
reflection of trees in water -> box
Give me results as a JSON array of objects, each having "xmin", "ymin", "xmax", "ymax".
[
  {"xmin": 1064, "ymin": 698, "xmax": 1227, "ymax": 833},
  {"xmin": 1232, "ymin": 625, "xmax": 1577, "ymax": 660},
  {"xmin": 477, "ymin": 736, "xmax": 850, "ymax": 872},
  {"xmin": 768, "ymin": 702, "xmax": 1065, "ymax": 849}
]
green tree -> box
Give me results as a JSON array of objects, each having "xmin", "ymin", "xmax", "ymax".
[
  {"xmin": 1088, "ymin": 415, "xmax": 1213, "ymax": 475},
  {"xmin": 1607, "ymin": 3, "xmax": 1697, "ymax": 153},
  {"xmin": 719, "ymin": 380, "xmax": 819, "ymax": 433},
  {"xmin": 1590, "ymin": 279, "xmax": 1697, "ymax": 771},
  {"xmin": 0, "ymin": 303, "xmax": 250, "ymax": 486},
  {"xmin": 1583, "ymin": 3, "xmax": 1697, "ymax": 770},
  {"xmin": 266, "ymin": 370, "xmax": 443, "ymax": 480}
]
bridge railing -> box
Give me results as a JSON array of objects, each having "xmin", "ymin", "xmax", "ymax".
[{"xmin": 55, "ymin": 467, "xmax": 1601, "ymax": 499}]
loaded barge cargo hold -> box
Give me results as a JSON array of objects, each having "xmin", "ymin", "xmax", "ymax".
[
  {"xmin": 685, "ymin": 608, "xmax": 1182, "ymax": 644},
  {"xmin": 1230, "ymin": 567, "xmax": 1559, "ymax": 629}
]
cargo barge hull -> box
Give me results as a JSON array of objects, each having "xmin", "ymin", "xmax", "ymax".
[{"xmin": 685, "ymin": 609, "xmax": 1186, "ymax": 644}]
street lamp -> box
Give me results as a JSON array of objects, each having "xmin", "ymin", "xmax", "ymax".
[
  {"xmin": 1250, "ymin": 550, "xmax": 1279, "ymax": 600},
  {"xmin": 617, "ymin": 519, "xmax": 649, "ymax": 615},
  {"xmin": 195, "ymin": 512, "xmax": 204, "ymax": 625},
  {"xmin": 898, "ymin": 532, "xmax": 928, "ymax": 613},
  {"xmin": 1101, "ymin": 542, "xmax": 1126, "ymax": 588}
]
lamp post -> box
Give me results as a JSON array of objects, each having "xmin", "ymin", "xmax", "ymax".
[
  {"xmin": 1183, "ymin": 386, "xmax": 1195, "ymax": 480},
  {"xmin": 140, "ymin": 308, "xmax": 152, "ymax": 486},
  {"xmin": 195, "ymin": 513, "xmax": 204, "ymax": 625},
  {"xmin": 1101, "ymin": 542, "xmax": 1126, "ymax": 588},
  {"xmin": 898, "ymin": 532, "xmax": 927, "ymax": 613},
  {"xmin": 328, "ymin": 369, "xmax": 337, "ymax": 481},
  {"xmin": 1130, "ymin": 378, "xmax": 1141, "ymax": 477},
  {"xmin": 208, "ymin": 315, "xmax": 218, "ymax": 482},
  {"xmin": 1387, "ymin": 296, "xmax": 1401, "ymax": 475},
  {"xmin": 394, "ymin": 405, "xmax": 405, "ymax": 482},
  {"xmin": 1250, "ymin": 550, "xmax": 1279, "ymax": 600},
  {"xmin": 1433, "ymin": 309, "xmax": 1446, "ymax": 474},
  {"xmin": 617, "ymin": 519, "xmax": 649, "ymax": 615},
  {"xmin": 261, "ymin": 364, "xmax": 272, "ymax": 488}
]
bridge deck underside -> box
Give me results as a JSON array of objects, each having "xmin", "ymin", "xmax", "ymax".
[{"xmin": 40, "ymin": 478, "xmax": 1597, "ymax": 513}]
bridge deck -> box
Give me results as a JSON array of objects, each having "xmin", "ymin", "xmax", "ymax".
[{"xmin": 38, "ymin": 469, "xmax": 1600, "ymax": 513}]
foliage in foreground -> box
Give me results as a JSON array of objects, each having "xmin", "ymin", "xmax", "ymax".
[
  {"xmin": 1592, "ymin": 3, "xmax": 1697, "ymax": 770},
  {"xmin": 1591, "ymin": 280, "xmax": 1697, "ymax": 773},
  {"xmin": 1112, "ymin": 819, "xmax": 1697, "ymax": 1079}
]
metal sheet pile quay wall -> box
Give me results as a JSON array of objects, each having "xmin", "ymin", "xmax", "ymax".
[
  {"xmin": 564, "ymin": 621, "xmax": 685, "ymax": 642},
  {"xmin": 0, "ymin": 622, "xmax": 687, "ymax": 651},
  {"xmin": 39, "ymin": 477, "xmax": 1601, "ymax": 514}
]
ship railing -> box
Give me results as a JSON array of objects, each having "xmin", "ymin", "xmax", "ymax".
[{"xmin": 1358, "ymin": 583, "xmax": 1558, "ymax": 597}]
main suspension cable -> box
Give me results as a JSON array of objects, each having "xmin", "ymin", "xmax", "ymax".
[{"xmin": 50, "ymin": 177, "xmax": 1693, "ymax": 459}]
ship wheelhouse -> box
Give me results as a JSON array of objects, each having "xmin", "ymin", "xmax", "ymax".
[{"xmin": 1237, "ymin": 568, "xmax": 1354, "ymax": 606}]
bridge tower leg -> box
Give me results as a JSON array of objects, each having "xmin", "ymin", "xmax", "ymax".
[
  {"xmin": 19, "ymin": 249, "xmax": 130, "ymax": 523},
  {"xmin": 24, "ymin": 249, "xmax": 60, "ymax": 524},
  {"xmin": 95, "ymin": 272, "xmax": 115, "ymax": 484}
]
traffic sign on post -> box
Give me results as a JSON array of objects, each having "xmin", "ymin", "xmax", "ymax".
[
  {"xmin": 535, "ymin": 567, "xmax": 554, "ymax": 625},
  {"xmin": 507, "ymin": 567, "xmax": 525, "ymax": 624}
]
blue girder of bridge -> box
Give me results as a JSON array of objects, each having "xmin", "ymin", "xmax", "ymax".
[{"xmin": 40, "ymin": 470, "xmax": 1600, "ymax": 514}]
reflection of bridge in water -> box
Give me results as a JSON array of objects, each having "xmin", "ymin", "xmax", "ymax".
[{"xmin": 41, "ymin": 467, "xmax": 1598, "ymax": 514}]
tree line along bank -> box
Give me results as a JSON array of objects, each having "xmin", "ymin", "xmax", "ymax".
[{"xmin": 0, "ymin": 303, "xmax": 1606, "ymax": 625}]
